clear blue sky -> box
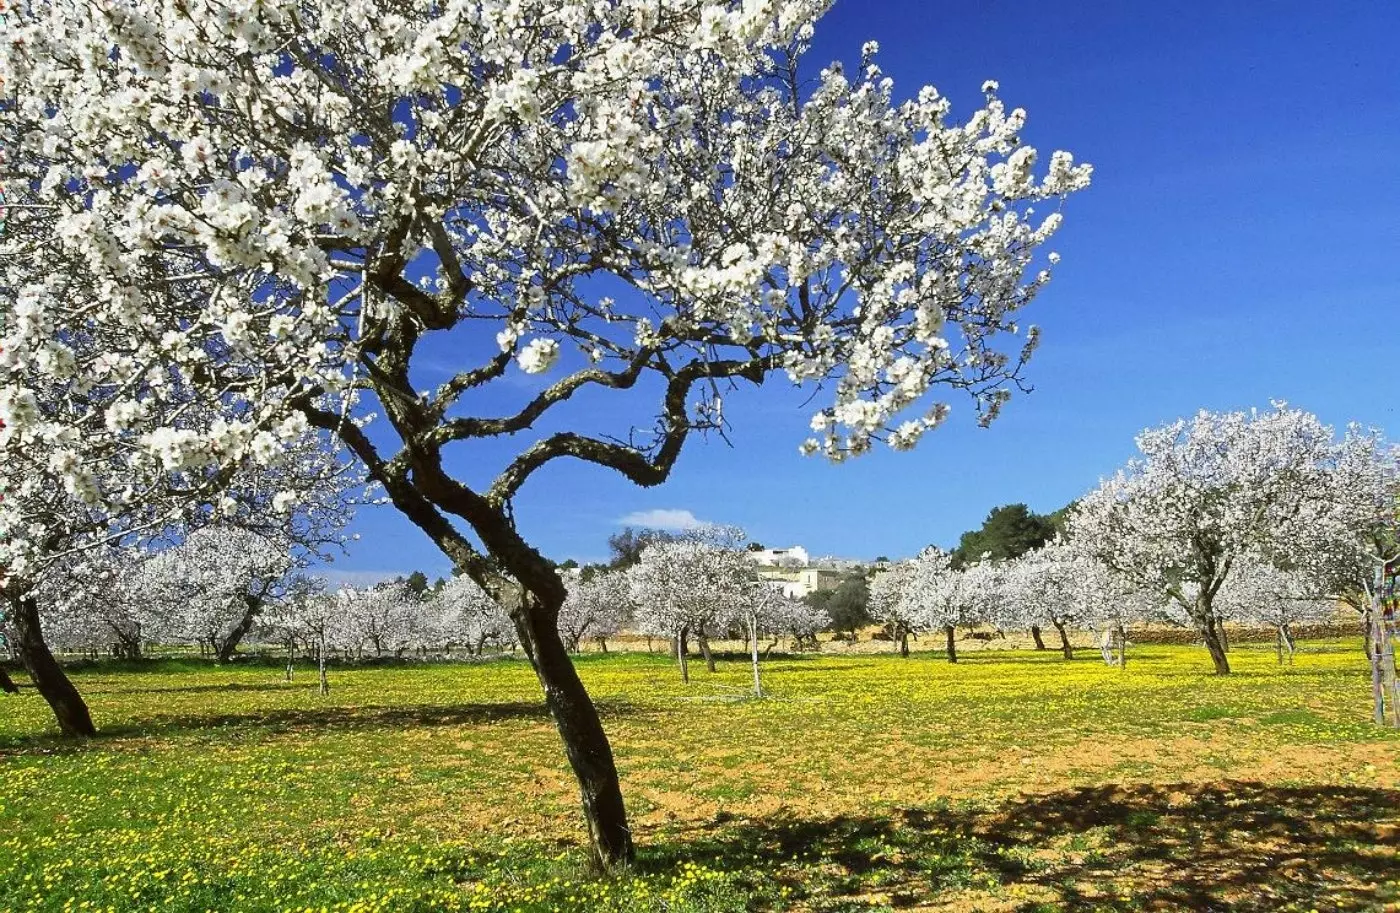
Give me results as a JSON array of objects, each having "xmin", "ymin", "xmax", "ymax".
[{"xmin": 321, "ymin": 1, "xmax": 1400, "ymax": 583}]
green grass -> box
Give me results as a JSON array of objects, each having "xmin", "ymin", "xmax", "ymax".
[{"xmin": 1, "ymin": 640, "xmax": 1397, "ymax": 911}]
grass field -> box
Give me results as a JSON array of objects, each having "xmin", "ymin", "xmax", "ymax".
[{"xmin": 1, "ymin": 641, "xmax": 1398, "ymax": 912}]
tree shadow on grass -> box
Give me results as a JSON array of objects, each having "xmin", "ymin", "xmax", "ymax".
[
  {"xmin": 0, "ymin": 698, "xmax": 653, "ymax": 755},
  {"xmin": 645, "ymin": 781, "xmax": 1400, "ymax": 911},
  {"xmin": 82, "ymin": 680, "xmax": 302, "ymax": 696}
]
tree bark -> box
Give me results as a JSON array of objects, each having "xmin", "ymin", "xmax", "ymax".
[
  {"xmin": 696, "ymin": 630, "xmax": 716, "ymax": 673},
  {"xmin": 898, "ymin": 626, "xmax": 909, "ymax": 658},
  {"xmin": 0, "ymin": 666, "xmax": 18, "ymax": 694},
  {"xmin": 1030, "ymin": 625, "xmax": 1047, "ymax": 651},
  {"xmin": 945, "ymin": 625, "xmax": 958, "ymax": 664},
  {"xmin": 9, "ymin": 596, "xmax": 96, "ymax": 736},
  {"xmin": 216, "ymin": 595, "xmax": 262, "ymax": 663},
  {"xmin": 748, "ymin": 614, "xmax": 762, "ymax": 698},
  {"xmin": 677, "ymin": 626, "xmax": 690, "ymax": 684},
  {"xmin": 1053, "ymin": 620, "xmax": 1073, "ymax": 660},
  {"xmin": 513, "ymin": 596, "xmax": 634, "ymax": 869},
  {"xmin": 317, "ymin": 642, "xmax": 330, "ymax": 696},
  {"xmin": 1200, "ymin": 610, "xmax": 1231, "ymax": 675}
]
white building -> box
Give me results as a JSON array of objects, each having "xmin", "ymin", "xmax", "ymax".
[
  {"xmin": 749, "ymin": 546, "xmax": 810, "ymax": 568},
  {"xmin": 756, "ymin": 566, "xmax": 846, "ymax": 599}
]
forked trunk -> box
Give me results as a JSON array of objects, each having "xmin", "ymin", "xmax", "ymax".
[
  {"xmin": 1030, "ymin": 625, "xmax": 1047, "ymax": 651},
  {"xmin": 945, "ymin": 625, "xmax": 957, "ymax": 664},
  {"xmin": 10, "ymin": 596, "xmax": 96, "ymax": 736},
  {"xmin": 513, "ymin": 594, "xmax": 634, "ymax": 870},
  {"xmin": 1053, "ymin": 619, "xmax": 1073, "ymax": 660}
]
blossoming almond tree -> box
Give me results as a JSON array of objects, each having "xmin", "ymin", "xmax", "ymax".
[
  {"xmin": 999, "ymin": 543, "xmax": 1085, "ymax": 659},
  {"xmin": 2, "ymin": 0, "xmax": 1089, "ymax": 864},
  {"xmin": 559, "ymin": 571, "xmax": 633, "ymax": 654},
  {"xmin": 130, "ymin": 526, "xmax": 295, "ymax": 661},
  {"xmin": 629, "ymin": 537, "xmax": 754, "ymax": 680},
  {"xmin": 905, "ymin": 549, "xmax": 990, "ymax": 664},
  {"xmin": 1068, "ymin": 405, "xmax": 1343, "ymax": 675},
  {"xmin": 431, "ymin": 574, "xmax": 517, "ymax": 657},
  {"xmin": 868, "ymin": 559, "xmax": 921, "ymax": 657}
]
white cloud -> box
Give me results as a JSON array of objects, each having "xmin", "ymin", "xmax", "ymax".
[
  {"xmin": 313, "ymin": 568, "xmax": 410, "ymax": 589},
  {"xmin": 616, "ymin": 508, "xmax": 714, "ymax": 532}
]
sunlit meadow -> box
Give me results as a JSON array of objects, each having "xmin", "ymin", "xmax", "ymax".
[{"xmin": 2, "ymin": 641, "xmax": 1397, "ymax": 912}]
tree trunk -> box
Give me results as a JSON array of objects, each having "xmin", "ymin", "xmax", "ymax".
[
  {"xmin": 1200, "ymin": 612, "xmax": 1230, "ymax": 675},
  {"xmin": 1218, "ymin": 619, "xmax": 1231, "ymax": 653},
  {"xmin": 596, "ymin": 636, "xmax": 608, "ymax": 654},
  {"xmin": 0, "ymin": 666, "xmax": 18, "ymax": 694},
  {"xmin": 513, "ymin": 596, "xmax": 634, "ymax": 870},
  {"xmin": 318, "ymin": 642, "xmax": 330, "ymax": 696},
  {"xmin": 898, "ymin": 626, "xmax": 909, "ymax": 658},
  {"xmin": 1030, "ymin": 625, "xmax": 1047, "ymax": 651},
  {"xmin": 748, "ymin": 614, "xmax": 762, "ymax": 698},
  {"xmin": 216, "ymin": 595, "xmax": 261, "ymax": 664},
  {"xmin": 696, "ymin": 630, "xmax": 716, "ymax": 673},
  {"xmin": 945, "ymin": 625, "xmax": 957, "ymax": 664},
  {"xmin": 1193, "ymin": 589, "xmax": 1231, "ymax": 675},
  {"xmin": 677, "ymin": 627, "xmax": 690, "ymax": 684},
  {"xmin": 9, "ymin": 596, "xmax": 96, "ymax": 736},
  {"xmin": 1053, "ymin": 620, "xmax": 1073, "ymax": 660}
]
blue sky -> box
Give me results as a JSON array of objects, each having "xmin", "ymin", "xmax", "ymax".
[{"xmin": 321, "ymin": 1, "xmax": 1400, "ymax": 582}]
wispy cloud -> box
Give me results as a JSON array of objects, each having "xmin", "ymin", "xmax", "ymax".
[
  {"xmin": 616, "ymin": 508, "xmax": 714, "ymax": 532},
  {"xmin": 313, "ymin": 568, "xmax": 407, "ymax": 590}
]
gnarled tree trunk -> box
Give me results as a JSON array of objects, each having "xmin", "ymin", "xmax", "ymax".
[
  {"xmin": 513, "ymin": 594, "xmax": 633, "ymax": 870},
  {"xmin": 9, "ymin": 596, "xmax": 96, "ymax": 737},
  {"xmin": 215, "ymin": 595, "xmax": 262, "ymax": 664},
  {"xmin": 696, "ymin": 629, "xmax": 716, "ymax": 673}
]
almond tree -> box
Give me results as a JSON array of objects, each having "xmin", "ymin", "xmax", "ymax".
[
  {"xmin": 131, "ymin": 526, "xmax": 295, "ymax": 661},
  {"xmin": 868, "ymin": 560, "xmax": 921, "ymax": 657},
  {"xmin": 629, "ymin": 537, "xmax": 753, "ymax": 680},
  {"xmin": 432, "ymin": 574, "xmax": 517, "ymax": 657},
  {"xmin": 1216, "ymin": 558, "xmax": 1333, "ymax": 664},
  {"xmin": 1069, "ymin": 405, "xmax": 1343, "ymax": 675},
  {"xmin": 559, "ymin": 571, "xmax": 633, "ymax": 654},
  {"xmin": 3, "ymin": 0, "xmax": 1090, "ymax": 865},
  {"xmin": 904, "ymin": 549, "xmax": 987, "ymax": 663},
  {"xmin": 1000, "ymin": 543, "xmax": 1085, "ymax": 659},
  {"xmin": 332, "ymin": 581, "xmax": 425, "ymax": 659}
]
